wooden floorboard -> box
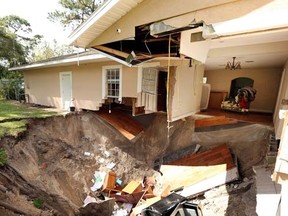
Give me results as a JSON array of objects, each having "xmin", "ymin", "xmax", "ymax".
[
  {"xmin": 195, "ymin": 116, "xmax": 238, "ymax": 128},
  {"xmin": 168, "ymin": 143, "xmax": 235, "ymax": 170},
  {"xmin": 160, "ymin": 144, "xmax": 238, "ymax": 195},
  {"xmin": 96, "ymin": 107, "xmax": 144, "ymax": 140},
  {"xmin": 198, "ymin": 108, "xmax": 273, "ymax": 126}
]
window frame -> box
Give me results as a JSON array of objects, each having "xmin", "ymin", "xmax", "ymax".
[{"xmin": 102, "ymin": 65, "xmax": 122, "ymax": 101}]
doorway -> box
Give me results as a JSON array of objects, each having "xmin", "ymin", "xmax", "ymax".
[
  {"xmin": 157, "ymin": 71, "xmax": 167, "ymax": 112},
  {"xmin": 229, "ymin": 77, "xmax": 254, "ymax": 98},
  {"xmin": 60, "ymin": 72, "xmax": 72, "ymax": 110}
]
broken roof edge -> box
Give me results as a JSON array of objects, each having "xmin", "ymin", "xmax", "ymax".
[
  {"xmin": 9, "ymin": 51, "xmax": 107, "ymax": 71},
  {"xmin": 93, "ymin": 48, "xmax": 133, "ymax": 67},
  {"xmin": 67, "ymin": 0, "xmax": 119, "ymax": 47}
]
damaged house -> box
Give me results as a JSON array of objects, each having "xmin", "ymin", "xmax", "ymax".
[{"xmin": 9, "ymin": 0, "xmax": 288, "ymax": 215}]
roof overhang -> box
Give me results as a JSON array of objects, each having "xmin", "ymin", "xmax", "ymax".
[
  {"xmin": 9, "ymin": 53, "xmax": 108, "ymax": 71},
  {"xmin": 68, "ymin": 0, "xmax": 143, "ymax": 48}
]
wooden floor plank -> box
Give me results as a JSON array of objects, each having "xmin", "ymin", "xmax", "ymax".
[
  {"xmin": 168, "ymin": 144, "xmax": 235, "ymax": 170},
  {"xmin": 160, "ymin": 144, "xmax": 238, "ymax": 195},
  {"xmin": 195, "ymin": 116, "xmax": 238, "ymax": 128},
  {"xmin": 96, "ymin": 107, "xmax": 144, "ymax": 140},
  {"xmin": 197, "ymin": 108, "xmax": 273, "ymax": 126}
]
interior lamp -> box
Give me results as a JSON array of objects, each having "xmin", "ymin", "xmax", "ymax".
[{"xmin": 225, "ymin": 57, "xmax": 241, "ymax": 70}]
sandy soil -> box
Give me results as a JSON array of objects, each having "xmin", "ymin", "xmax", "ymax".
[{"xmin": 0, "ymin": 111, "xmax": 273, "ymax": 215}]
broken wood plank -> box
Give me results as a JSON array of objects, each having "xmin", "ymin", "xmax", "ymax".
[
  {"xmin": 168, "ymin": 144, "xmax": 235, "ymax": 170},
  {"xmin": 160, "ymin": 144, "xmax": 239, "ymax": 196},
  {"xmin": 96, "ymin": 108, "xmax": 144, "ymax": 140},
  {"xmin": 180, "ymin": 167, "xmax": 239, "ymax": 197},
  {"xmin": 195, "ymin": 116, "xmax": 238, "ymax": 128},
  {"xmin": 122, "ymin": 180, "xmax": 143, "ymax": 194},
  {"xmin": 161, "ymin": 164, "xmax": 234, "ymax": 191},
  {"xmin": 94, "ymin": 45, "xmax": 130, "ymax": 59}
]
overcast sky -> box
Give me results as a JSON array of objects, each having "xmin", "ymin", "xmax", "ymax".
[{"xmin": 0, "ymin": 0, "xmax": 71, "ymax": 45}]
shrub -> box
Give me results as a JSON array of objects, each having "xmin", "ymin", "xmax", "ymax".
[
  {"xmin": 0, "ymin": 149, "xmax": 8, "ymax": 166},
  {"xmin": 33, "ymin": 198, "xmax": 44, "ymax": 209}
]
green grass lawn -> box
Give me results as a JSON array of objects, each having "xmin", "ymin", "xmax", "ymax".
[{"xmin": 0, "ymin": 100, "xmax": 58, "ymax": 137}]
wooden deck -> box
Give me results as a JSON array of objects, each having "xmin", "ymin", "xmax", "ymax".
[{"xmin": 96, "ymin": 107, "xmax": 144, "ymax": 140}]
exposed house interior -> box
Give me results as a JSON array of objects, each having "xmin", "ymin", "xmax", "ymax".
[
  {"xmin": 4, "ymin": 1, "xmax": 288, "ymax": 215},
  {"xmin": 94, "ymin": 24, "xmax": 182, "ymax": 64},
  {"xmin": 91, "ymin": 18, "xmax": 287, "ymax": 121}
]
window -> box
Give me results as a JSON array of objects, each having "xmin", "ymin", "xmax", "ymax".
[
  {"xmin": 102, "ymin": 65, "xmax": 122, "ymax": 101},
  {"xmin": 142, "ymin": 67, "xmax": 158, "ymax": 94},
  {"xmin": 107, "ymin": 68, "xmax": 120, "ymax": 98}
]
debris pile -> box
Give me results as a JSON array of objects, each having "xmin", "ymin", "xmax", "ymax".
[{"xmin": 77, "ymin": 143, "xmax": 240, "ymax": 215}]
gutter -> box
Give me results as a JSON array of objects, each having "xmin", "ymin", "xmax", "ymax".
[{"xmin": 9, "ymin": 54, "xmax": 106, "ymax": 71}]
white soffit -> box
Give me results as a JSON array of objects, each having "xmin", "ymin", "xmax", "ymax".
[
  {"xmin": 9, "ymin": 54, "xmax": 107, "ymax": 71},
  {"xmin": 212, "ymin": 0, "xmax": 288, "ymax": 36},
  {"xmin": 68, "ymin": 0, "xmax": 143, "ymax": 48}
]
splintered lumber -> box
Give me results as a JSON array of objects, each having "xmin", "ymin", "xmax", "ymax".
[
  {"xmin": 195, "ymin": 116, "xmax": 238, "ymax": 128},
  {"xmin": 180, "ymin": 167, "xmax": 238, "ymax": 197},
  {"xmin": 122, "ymin": 180, "xmax": 143, "ymax": 194},
  {"xmin": 160, "ymin": 144, "xmax": 239, "ymax": 197},
  {"xmin": 169, "ymin": 143, "xmax": 235, "ymax": 170}
]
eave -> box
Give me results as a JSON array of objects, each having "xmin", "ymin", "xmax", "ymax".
[
  {"xmin": 67, "ymin": 0, "xmax": 144, "ymax": 48},
  {"xmin": 9, "ymin": 52, "xmax": 108, "ymax": 71}
]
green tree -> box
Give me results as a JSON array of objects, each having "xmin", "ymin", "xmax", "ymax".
[
  {"xmin": 0, "ymin": 15, "xmax": 42, "ymax": 68},
  {"xmin": 30, "ymin": 39, "xmax": 74, "ymax": 62},
  {"xmin": 48, "ymin": 0, "xmax": 106, "ymax": 30},
  {"xmin": 0, "ymin": 15, "xmax": 42, "ymax": 99}
]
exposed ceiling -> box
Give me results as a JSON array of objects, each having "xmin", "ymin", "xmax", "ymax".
[
  {"xmin": 93, "ymin": 25, "xmax": 288, "ymax": 71},
  {"xmin": 92, "ymin": 24, "xmax": 182, "ymax": 65},
  {"xmin": 70, "ymin": 0, "xmax": 288, "ymax": 71},
  {"xmin": 205, "ymin": 28, "xmax": 288, "ymax": 71}
]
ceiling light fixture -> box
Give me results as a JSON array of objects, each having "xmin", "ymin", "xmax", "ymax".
[{"xmin": 225, "ymin": 57, "xmax": 241, "ymax": 70}]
